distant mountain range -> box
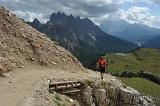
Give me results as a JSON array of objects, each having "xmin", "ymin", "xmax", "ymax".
[
  {"xmin": 144, "ymin": 35, "xmax": 160, "ymax": 48},
  {"xmin": 27, "ymin": 12, "xmax": 137, "ymax": 69},
  {"xmin": 99, "ymin": 20, "xmax": 160, "ymax": 43}
]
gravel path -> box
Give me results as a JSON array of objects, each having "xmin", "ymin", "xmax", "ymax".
[{"xmin": 0, "ymin": 64, "xmax": 121, "ymax": 106}]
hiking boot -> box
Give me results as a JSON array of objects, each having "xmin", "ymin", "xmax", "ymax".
[{"xmin": 101, "ymin": 76, "xmax": 103, "ymax": 79}]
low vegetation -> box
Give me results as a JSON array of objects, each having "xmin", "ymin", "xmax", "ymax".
[
  {"xmin": 119, "ymin": 77, "xmax": 160, "ymax": 97},
  {"xmin": 105, "ymin": 48, "xmax": 160, "ymax": 96},
  {"xmin": 105, "ymin": 48, "xmax": 160, "ymax": 75}
]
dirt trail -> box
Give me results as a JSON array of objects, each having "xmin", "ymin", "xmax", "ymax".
[
  {"xmin": 0, "ymin": 6, "xmax": 121, "ymax": 106},
  {"xmin": 0, "ymin": 64, "xmax": 120, "ymax": 106}
]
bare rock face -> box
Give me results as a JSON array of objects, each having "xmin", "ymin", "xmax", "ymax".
[
  {"xmin": 94, "ymin": 89, "xmax": 109, "ymax": 106},
  {"xmin": 0, "ymin": 6, "xmax": 85, "ymax": 76},
  {"xmin": 82, "ymin": 86, "xmax": 94, "ymax": 106},
  {"xmin": 79, "ymin": 80, "xmax": 156, "ymax": 106}
]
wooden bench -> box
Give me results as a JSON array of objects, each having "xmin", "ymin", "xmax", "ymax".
[{"xmin": 49, "ymin": 81, "xmax": 82, "ymax": 94}]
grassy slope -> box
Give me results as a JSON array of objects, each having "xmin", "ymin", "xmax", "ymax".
[
  {"xmin": 105, "ymin": 48, "xmax": 160, "ymax": 96},
  {"xmin": 105, "ymin": 48, "xmax": 160, "ymax": 75},
  {"xmin": 119, "ymin": 77, "xmax": 160, "ymax": 97}
]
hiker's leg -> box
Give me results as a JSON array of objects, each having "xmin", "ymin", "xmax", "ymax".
[
  {"xmin": 100, "ymin": 71, "xmax": 103, "ymax": 79},
  {"xmin": 100, "ymin": 69, "xmax": 103, "ymax": 79},
  {"xmin": 99, "ymin": 67, "xmax": 103, "ymax": 79},
  {"xmin": 102, "ymin": 67, "xmax": 105, "ymax": 79},
  {"xmin": 102, "ymin": 72, "xmax": 104, "ymax": 79}
]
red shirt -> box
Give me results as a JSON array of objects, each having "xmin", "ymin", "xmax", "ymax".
[{"xmin": 98, "ymin": 59, "xmax": 106, "ymax": 67}]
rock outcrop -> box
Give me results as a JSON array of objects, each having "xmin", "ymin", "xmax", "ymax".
[
  {"xmin": 38, "ymin": 79, "xmax": 156, "ymax": 106},
  {"xmin": 0, "ymin": 6, "xmax": 84, "ymax": 76},
  {"xmin": 78, "ymin": 80, "xmax": 156, "ymax": 106}
]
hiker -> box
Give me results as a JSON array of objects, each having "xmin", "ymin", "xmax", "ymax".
[{"xmin": 97, "ymin": 56, "xmax": 107, "ymax": 79}]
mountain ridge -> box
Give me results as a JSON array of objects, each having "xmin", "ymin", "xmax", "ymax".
[
  {"xmin": 27, "ymin": 12, "xmax": 137, "ymax": 69},
  {"xmin": 144, "ymin": 35, "xmax": 160, "ymax": 48},
  {"xmin": 99, "ymin": 19, "xmax": 160, "ymax": 42}
]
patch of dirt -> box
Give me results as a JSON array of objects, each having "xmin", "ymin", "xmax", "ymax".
[{"xmin": 0, "ymin": 64, "xmax": 121, "ymax": 106}]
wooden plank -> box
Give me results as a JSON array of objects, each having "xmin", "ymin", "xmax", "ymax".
[
  {"xmin": 50, "ymin": 85, "xmax": 82, "ymax": 91},
  {"xmin": 49, "ymin": 80, "xmax": 83, "ymax": 94},
  {"xmin": 63, "ymin": 90, "xmax": 81, "ymax": 94},
  {"xmin": 49, "ymin": 83, "xmax": 81, "ymax": 89},
  {"xmin": 50, "ymin": 81, "xmax": 81, "ymax": 86}
]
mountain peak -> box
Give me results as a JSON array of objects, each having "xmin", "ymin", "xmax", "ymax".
[
  {"xmin": 27, "ymin": 11, "xmax": 137, "ymax": 69},
  {"xmin": 50, "ymin": 12, "xmax": 69, "ymax": 22},
  {"xmin": 32, "ymin": 18, "xmax": 41, "ymax": 24}
]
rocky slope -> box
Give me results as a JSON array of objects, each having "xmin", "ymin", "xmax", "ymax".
[
  {"xmin": 30, "ymin": 78, "xmax": 156, "ymax": 106},
  {"xmin": 0, "ymin": 6, "xmax": 84, "ymax": 76}
]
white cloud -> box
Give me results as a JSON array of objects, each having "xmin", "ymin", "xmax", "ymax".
[
  {"xmin": 118, "ymin": 0, "xmax": 160, "ymax": 5},
  {"xmin": 108, "ymin": 6, "xmax": 160, "ymax": 28},
  {"xmin": 90, "ymin": 14, "xmax": 109, "ymax": 25},
  {"xmin": 118, "ymin": 0, "xmax": 137, "ymax": 4},
  {"xmin": 0, "ymin": 0, "xmax": 159, "ymax": 28},
  {"xmin": 0, "ymin": 0, "xmax": 119, "ymax": 22},
  {"xmin": 152, "ymin": 0, "xmax": 160, "ymax": 4},
  {"xmin": 12, "ymin": 10, "xmax": 48, "ymax": 23}
]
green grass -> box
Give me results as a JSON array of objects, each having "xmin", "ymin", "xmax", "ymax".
[
  {"xmin": 105, "ymin": 48, "xmax": 160, "ymax": 96},
  {"xmin": 119, "ymin": 77, "xmax": 160, "ymax": 97},
  {"xmin": 105, "ymin": 48, "xmax": 160, "ymax": 75}
]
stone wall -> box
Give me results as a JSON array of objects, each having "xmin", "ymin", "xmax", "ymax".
[{"xmin": 77, "ymin": 80, "xmax": 156, "ymax": 106}]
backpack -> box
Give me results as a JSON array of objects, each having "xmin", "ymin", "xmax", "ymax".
[{"xmin": 99, "ymin": 59, "xmax": 106, "ymax": 67}]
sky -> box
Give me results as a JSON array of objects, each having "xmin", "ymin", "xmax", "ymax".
[{"xmin": 0, "ymin": 0, "xmax": 160, "ymax": 29}]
